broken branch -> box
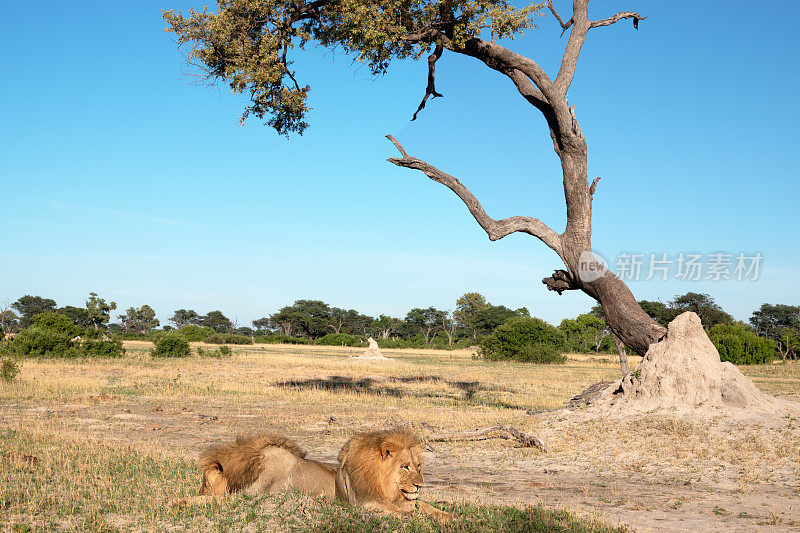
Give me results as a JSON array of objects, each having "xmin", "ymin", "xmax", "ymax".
[
  {"xmin": 589, "ymin": 176, "xmax": 600, "ymax": 197},
  {"xmin": 590, "ymin": 12, "xmax": 646, "ymax": 30},
  {"xmin": 386, "ymin": 135, "xmax": 562, "ymax": 254},
  {"xmin": 427, "ymin": 425, "xmax": 546, "ymax": 452},
  {"xmin": 411, "ymin": 43, "xmax": 444, "ymax": 121}
]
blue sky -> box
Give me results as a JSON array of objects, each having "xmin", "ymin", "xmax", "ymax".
[{"xmin": 1, "ymin": 1, "xmax": 798, "ymax": 327}]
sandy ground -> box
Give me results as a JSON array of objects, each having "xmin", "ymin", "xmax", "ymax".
[{"xmin": 1, "ymin": 342, "xmax": 799, "ymax": 532}]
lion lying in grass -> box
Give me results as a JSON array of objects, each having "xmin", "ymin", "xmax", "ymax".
[{"xmin": 174, "ymin": 429, "xmax": 451, "ymax": 521}]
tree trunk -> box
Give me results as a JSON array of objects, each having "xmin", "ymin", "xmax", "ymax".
[{"xmin": 544, "ymin": 150, "xmax": 667, "ymax": 356}]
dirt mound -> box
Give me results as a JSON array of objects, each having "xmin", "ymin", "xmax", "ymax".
[{"xmin": 601, "ymin": 312, "xmax": 775, "ymax": 413}]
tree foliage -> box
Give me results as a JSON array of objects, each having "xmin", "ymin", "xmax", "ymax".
[
  {"xmin": 479, "ymin": 316, "xmax": 565, "ymax": 364},
  {"xmin": 170, "ymin": 309, "xmax": 200, "ymax": 329},
  {"xmin": 85, "ymin": 292, "xmax": 117, "ymax": 330},
  {"xmin": 199, "ymin": 310, "xmax": 234, "ymax": 333},
  {"xmin": 669, "ymin": 292, "xmax": 732, "ymax": 329},
  {"xmin": 163, "ymin": 0, "xmax": 543, "ymax": 135},
  {"xmin": 707, "ymin": 323, "xmax": 776, "ymax": 365},
  {"xmin": 454, "ymin": 292, "xmax": 489, "ymax": 338},
  {"xmin": 12, "ymin": 295, "xmax": 57, "ymax": 328},
  {"xmin": 119, "ymin": 305, "xmax": 160, "ymax": 335}
]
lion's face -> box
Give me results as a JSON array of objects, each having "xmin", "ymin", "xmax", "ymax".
[
  {"xmin": 381, "ymin": 441, "xmax": 424, "ymax": 503},
  {"xmin": 336, "ymin": 430, "xmax": 428, "ymax": 506}
]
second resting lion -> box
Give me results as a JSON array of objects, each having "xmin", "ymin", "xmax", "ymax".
[{"xmin": 176, "ymin": 429, "xmax": 451, "ymax": 521}]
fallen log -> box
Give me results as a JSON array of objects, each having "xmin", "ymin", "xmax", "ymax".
[{"xmin": 426, "ymin": 425, "xmax": 546, "ymax": 452}]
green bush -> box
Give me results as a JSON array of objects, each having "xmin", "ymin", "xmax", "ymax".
[
  {"xmin": 8, "ymin": 327, "xmax": 78, "ymax": 358},
  {"xmin": 82, "ymin": 337, "xmax": 126, "ymax": 358},
  {"xmin": 479, "ymin": 316, "xmax": 566, "ymax": 363},
  {"xmin": 254, "ymin": 334, "xmax": 311, "ymax": 345},
  {"xmin": 708, "ymin": 323, "xmax": 775, "ymax": 365},
  {"xmin": 151, "ymin": 333, "xmax": 191, "ymax": 358},
  {"xmin": 178, "ymin": 324, "xmax": 212, "ymax": 342},
  {"xmin": 196, "ymin": 345, "xmax": 232, "ymax": 357},
  {"xmin": 217, "ymin": 345, "xmax": 232, "ymax": 357},
  {"xmin": 31, "ymin": 312, "xmax": 82, "ymax": 337},
  {"xmin": 1, "ymin": 356, "xmax": 20, "ymax": 382},
  {"xmin": 515, "ymin": 344, "xmax": 567, "ymax": 364},
  {"xmin": 204, "ymin": 333, "xmax": 253, "ymax": 345},
  {"xmin": 316, "ymin": 333, "xmax": 364, "ymax": 347}
]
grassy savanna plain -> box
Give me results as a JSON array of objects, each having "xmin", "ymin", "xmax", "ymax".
[{"xmin": 1, "ymin": 342, "xmax": 799, "ymax": 532}]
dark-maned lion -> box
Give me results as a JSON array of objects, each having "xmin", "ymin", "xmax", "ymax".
[
  {"xmin": 335, "ymin": 430, "xmax": 451, "ymax": 521},
  {"xmin": 173, "ymin": 434, "xmax": 336, "ymax": 505},
  {"xmin": 175, "ymin": 430, "xmax": 451, "ymax": 521}
]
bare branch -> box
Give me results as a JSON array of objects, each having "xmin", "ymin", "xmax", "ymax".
[
  {"xmin": 412, "ymin": 43, "xmax": 444, "ymax": 121},
  {"xmin": 554, "ymin": 0, "xmax": 590, "ymax": 95},
  {"xmin": 386, "ymin": 136, "xmax": 562, "ymax": 254},
  {"xmin": 546, "ymin": 0, "xmax": 573, "ymax": 37},
  {"xmin": 591, "ymin": 12, "xmax": 646, "ymax": 30},
  {"xmin": 427, "ymin": 425, "xmax": 546, "ymax": 451},
  {"xmin": 589, "ymin": 176, "xmax": 600, "ymax": 197}
]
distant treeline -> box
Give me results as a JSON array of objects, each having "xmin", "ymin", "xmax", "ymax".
[{"xmin": 1, "ymin": 292, "xmax": 798, "ymax": 365}]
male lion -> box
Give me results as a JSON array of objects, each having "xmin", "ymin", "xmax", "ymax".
[
  {"xmin": 335, "ymin": 430, "xmax": 451, "ymax": 521},
  {"xmin": 175, "ymin": 430, "xmax": 451, "ymax": 521},
  {"xmin": 173, "ymin": 434, "xmax": 336, "ymax": 505}
]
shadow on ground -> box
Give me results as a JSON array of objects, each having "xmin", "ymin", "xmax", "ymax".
[{"xmin": 276, "ymin": 375, "xmax": 524, "ymax": 410}]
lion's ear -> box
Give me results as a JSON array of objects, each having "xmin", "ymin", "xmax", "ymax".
[{"xmin": 380, "ymin": 441, "xmax": 397, "ymax": 459}]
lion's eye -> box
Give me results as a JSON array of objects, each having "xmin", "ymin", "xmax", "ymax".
[{"xmin": 401, "ymin": 463, "xmax": 410, "ymax": 470}]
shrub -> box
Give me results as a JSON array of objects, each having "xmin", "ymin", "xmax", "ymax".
[
  {"xmin": 708, "ymin": 323, "xmax": 775, "ymax": 365},
  {"xmin": 8, "ymin": 327, "xmax": 78, "ymax": 358},
  {"xmin": 151, "ymin": 333, "xmax": 191, "ymax": 358},
  {"xmin": 204, "ymin": 333, "xmax": 252, "ymax": 345},
  {"xmin": 178, "ymin": 324, "xmax": 212, "ymax": 342},
  {"xmin": 479, "ymin": 316, "xmax": 566, "ymax": 363},
  {"xmin": 196, "ymin": 345, "xmax": 232, "ymax": 357},
  {"xmin": 2, "ymin": 315, "xmax": 125, "ymax": 359},
  {"xmin": 316, "ymin": 333, "xmax": 363, "ymax": 347},
  {"xmin": 515, "ymin": 344, "xmax": 567, "ymax": 364},
  {"xmin": 1, "ymin": 356, "xmax": 20, "ymax": 382},
  {"xmin": 31, "ymin": 312, "xmax": 82, "ymax": 337},
  {"xmin": 82, "ymin": 337, "xmax": 125, "ymax": 358}
]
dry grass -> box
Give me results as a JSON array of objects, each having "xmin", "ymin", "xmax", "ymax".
[{"xmin": 1, "ymin": 342, "xmax": 799, "ymax": 532}]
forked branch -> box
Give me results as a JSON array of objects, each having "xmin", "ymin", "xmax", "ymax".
[
  {"xmin": 546, "ymin": 0, "xmax": 573, "ymax": 37},
  {"xmin": 412, "ymin": 43, "xmax": 444, "ymax": 121},
  {"xmin": 386, "ymin": 136, "xmax": 562, "ymax": 254}
]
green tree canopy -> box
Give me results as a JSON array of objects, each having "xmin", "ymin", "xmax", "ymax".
[
  {"xmin": 669, "ymin": 292, "xmax": 733, "ymax": 329},
  {"xmin": 749, "ymin": 303, "xmax": 800, "ymax": 340},
  {"xmin": 58, "ymin": 306, "xmax": 93, "ymax": 328},
  {"xmin": 170, "ymin": 309, "xmax": 200, "ymax": 329},
  {"xmin": 12, "ymin": 295, "xmax": 57, "ymax": 327},
  {"xmin": 200, "ymin": 310, "xmax": 234, "ymax": 333},
  {"xmin": 119, "ymin": 305, "xmax": 161, "ymax": 335},
  {"xmin": 453, "ymin": 292, "xmax": 489, "ymax": 338},
  {"xmin": 85, "ymin": 292, "xmax": 117, "ymax": 330},
  {"xmin": 405, "ymin": 306, "xmax": 446, "ymax": 345}
]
